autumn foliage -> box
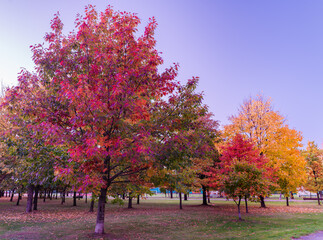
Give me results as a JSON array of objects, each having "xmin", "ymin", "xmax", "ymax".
[
  {"xmin": 2, "ymin": 5, "xmax": 182, "ymax": 234},
  {"xmin": 0, "ymin": 3, "xmax": 320, "ymax": 237},
  {"xmin": 208, "ymin": 134, "xmax": 274, "ymax": 219},
  {"xmin": 223, "ymin": 95, "xmax": 306, "ymax": 206}
]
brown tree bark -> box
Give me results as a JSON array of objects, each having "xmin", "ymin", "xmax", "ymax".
[
  {"xmin": 237, "ymin": 197, "xmax": 242, "ymax": 221},
  {"xmin": 16, "ymin": 192, "xmax": 21, "ymax": 206},
  {"xmin": 179, "ymin": 192, "xmax": 183, "ymax": 209},
  {"xmin": 245, "ymin": 195, "xmax": 248, "ymax": 213},
  {"xmin": 43, "ymin": 189, "xmax": 46, "ymax": 202},
  {"xmin": 10, "ymin": 189, "xmax": 14, "ymax": 202},
  {"xmin": 184, "ymin": 193, "xmax": 188, "ymax": 201},
  {"xmin": 61, "ymin": 189, "xmax": 66, "ymax": 204},
  {"xmin": 89, "ymin": 193, "xmax": 95, "ymax": 212},
  {"xmin": 259, "ymin": 195, "xmax": 266, "ymax": 208},
  {"xmin": 286, "ymin": 197, "xmax": 289, "ymax": 206},
  {"xmin": 89, "ymin": 197, "xmax": 95, "ymax": 212},
  {"xmin": 94, "ymin": 187, "xmax": 107, "ymax": 234},
  {"xmin": 26, "ymin": 184, "xmax": 34, "ymax": 213},
  {"xmin": 73, "ymin": 191, "xmax": 77, "ymax": 206},
  {"xmin": 202, "ymin": 185, "xmax": 207, "ymax": 205},
  {"xmin": 128, "ymin": 195, "xmax": 133, "ymax": 209},
  {"xmin": 33, "ymin": 185, "xmax": 39, "ymax": 211}
]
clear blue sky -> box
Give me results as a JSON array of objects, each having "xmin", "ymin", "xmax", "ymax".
[{"xmin": 1, "ymin": 0, "xmax": 323, "ymax": 147}]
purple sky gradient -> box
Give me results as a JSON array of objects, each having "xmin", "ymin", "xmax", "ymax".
[{"xmin": 1, "ymin": 0, "xmax": 322, "ymax": 146}]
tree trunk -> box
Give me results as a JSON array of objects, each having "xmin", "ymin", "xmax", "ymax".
[
  {"xmin": 128, "ymin": 195, "xmax": 133, "ymax": 209},
  {"xmin": 237, "ymin": 197, "xmax": 242, "ymax": 221},
  {"xmin": 16, "ymin": 192, "xmax": 21, "ymax": 206},
  {"xmin": 207, "ymin": 190, "xmax": 211, "ymax": 203},
  {"xmin": 245, "ymin": 195, "xmax": 248, "ymax": 213},
  {"xmin": 33, "ymin": 185, "xmax": 39, "ymax": 211},
  {"xmin": 73, "ymin": 191, "xmax": 77, "ymax": 206},
  {"xmin": 94, "ymin": 187, "xmax": 107, "ymax": 234},
  {"xmin": 61, "ymin": 189, "xmax": 66, "ymax": 204},
  {"xmin": 10, "ymin": 189, "xmax": 14, "ymax": 202},
  {"xmin": 184, "ymin": 193, "xmax": 188, "ymax": 201},
  {"xmin": 56, "ymin": 188, "xmax": 58, "ymax": 199},
  {"xmin": 202, "ymin": 185, "xmax": 207, "ymax": 205},
  {"xmin": 317, "ymin": 192, "xmax": 321, "ymax": 206},
  {"xmin": 290, "ymin": 191, "xmax": 294, "ymax": 199},
  {"xmin": 26, "ymin": 184, "xmax": 34, "ymax": 213},
  {"xmin": 179, "ymin": 192, "xmax": 182, "ymax": 209},
  {"xmin": 137, "ymin": 195, "xmax": 140, "ymax": 204},
  {"xmin": 78, "ymin": 192, "xmax": 81, "ymax": 200},
  {"xmin": 85, "ymin": 192, "xmax": 88, "ymax": 203},
  {"xmin": 259, "ymin": 195, "xmax": 266, "ymax": 208},
  {"xmin": 90, "ymin": 197, "xmax": 95, "ymax": 212},
  {"xmin": 286, "ymin": 197, "xmax": 289, "ymax": 206},
  {"xmin": 43, "ymin": 190, "xmax": 46, "ymax": 202},
  {"xmin": 170, "ymin": 189, "xmax": 173, "ymax": 199}
]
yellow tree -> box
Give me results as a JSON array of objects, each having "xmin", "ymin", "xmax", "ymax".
[
  {"xmin": 267, "ymin": 126, "xmax": 306, "ymax": 206},
  {"xmin": 304, "ymin": 141, "xmax": 323, "ymax": 205},
  {"xmin": 224, "ymin": 95, "xmax": 306, "ymax": 207}
]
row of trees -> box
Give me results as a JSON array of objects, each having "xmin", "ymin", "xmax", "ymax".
[
  {"xmin": 206, "ymin": 95, "xmax": 323, "ymax": 220},
  {"xmin": 0, "ymin": 6, "xmax": 219, "ymax": 234},
  {"xmin": 0, "ymin": 5, "xmax": 322, "ymax": 233}
]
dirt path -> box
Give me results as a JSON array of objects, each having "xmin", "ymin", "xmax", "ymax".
[{"xmin": 293, "ymin": 231, "xmax": 323, "ymax": 239}]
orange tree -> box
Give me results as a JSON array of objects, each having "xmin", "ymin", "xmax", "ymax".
[
  {"xmin": 304, "ymin": 141, "xmax": 323, "ymax": 205},
  {"xmin": 223, "ymin": 95, "xmax": 306, "ymax": 207}
]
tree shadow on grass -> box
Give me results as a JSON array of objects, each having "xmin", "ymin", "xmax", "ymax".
[{"xmin": 88, "ymin": 232, "xmax": 126, "ymax": 240}]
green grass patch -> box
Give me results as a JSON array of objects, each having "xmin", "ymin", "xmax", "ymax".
[{"xmin": 0, "ymin": 196, "xmax": 322, "ymax": 239}]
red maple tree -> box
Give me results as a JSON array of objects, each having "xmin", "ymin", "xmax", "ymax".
[
  {"xmin": 208, "ymin": 134, "xmax": 275, "ymax": 220},
  {"xmin": 4, "ymin": 5, "xmax": 179, "ymax": 234}
]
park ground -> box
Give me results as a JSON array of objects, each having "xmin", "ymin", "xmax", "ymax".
[{"xmin": 0, "ymin": 195, "xmax": 323, "ymax": 239}]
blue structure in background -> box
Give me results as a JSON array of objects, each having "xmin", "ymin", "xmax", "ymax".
[
  {"xmin": 150, "ymin": 187, "xmax": 202, "ymax": 194},
  {"xmin": 150, "ymin": 187, "xmax": 162, "ymax": 194}
]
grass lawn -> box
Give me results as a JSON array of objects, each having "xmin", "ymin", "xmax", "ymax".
[{"xmin": 0, "ymin": 195, "xmax": 323, "ymax": 239}]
